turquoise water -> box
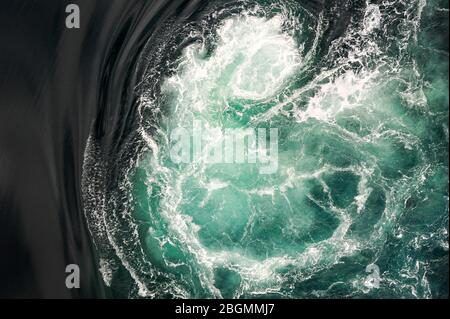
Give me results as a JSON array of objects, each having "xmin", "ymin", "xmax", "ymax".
[{"xmin": 83, "ymin": 0, "xmax": 448, "ymax": 298}]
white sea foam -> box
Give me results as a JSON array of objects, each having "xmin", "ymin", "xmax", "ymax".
[{"xmin": 81, "ymin": 0, "xmax": 444, "ymax": 298}]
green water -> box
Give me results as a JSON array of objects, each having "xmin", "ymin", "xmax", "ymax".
[{"xmin": 84, "ymin": 0, "xmax": 448, "ymax": 298}]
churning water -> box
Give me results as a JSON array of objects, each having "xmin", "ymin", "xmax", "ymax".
[{"xmin": 83, "ymin": 0, "xmax": 449, "ymax": 298}]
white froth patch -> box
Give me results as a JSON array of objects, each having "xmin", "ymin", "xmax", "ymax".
[
  {"xmin": 362, "ymin": 4, "xmax": 381, "ymax": 35},
  {"xmin": 164, "ymin": 15, "xmax": 300, "ymax": 112},
  {"xmin": 99, "ymin": 258, "xmax": 114, "ymax": 287},
  {"xmin": 296, "ymin": 70, "xmax": 378, "ymax": 123},
  {"xmin": 221, "ymin": 16, "xmax": 301, "ymax": 99}
]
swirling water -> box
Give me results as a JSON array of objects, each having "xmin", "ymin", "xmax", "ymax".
[{"xmin": 83, "ymin": 0, "xmax": 449, "ymax": 298}]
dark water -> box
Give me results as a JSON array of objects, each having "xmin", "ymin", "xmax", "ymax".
[
  {"xmin": 0, "ymin": 0, "xmax": 191, "ymax": 298},
  {"xmin": 0, "ymin": 0, "xmax": 448, "ymax": 298}
]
